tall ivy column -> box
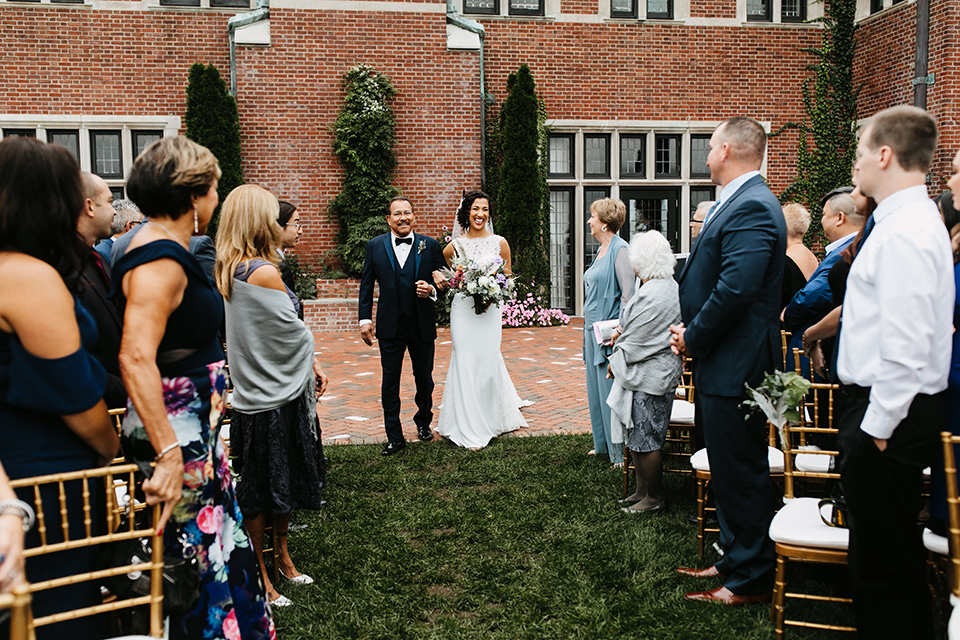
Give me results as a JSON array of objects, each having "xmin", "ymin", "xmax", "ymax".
[{"xmin": 329, "ymin": 64, "xmax": 399, "ymax": 276}]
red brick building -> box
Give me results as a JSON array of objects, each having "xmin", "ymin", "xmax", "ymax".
[{"xmin": 0, "ymin": 0, "xmax": 952, "ymax": 315}]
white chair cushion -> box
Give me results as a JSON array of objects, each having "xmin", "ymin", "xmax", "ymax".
[
  {"xmin": 795, "ymin": 446, "xmax": 832, "ymax": 474},
  {"xmin": 923, "ymin": 527, "xmax": 949, "ymax": 556},
  {"xmin": 924, "ymin": 466, "xmax": 932, "ymax": 478},
  {"xmin": 950, "ymin": 601, "xmax": 960, "ymax": 640},
  {"xmin": 690, "ymin": 446, "xmax": 784, "ymax": 474},
  {"xmin": 670, "ymin": 400, "xmax": 695, "ymax": 426},
  {"xmin": 769, "ymin": 497, "xmax": 849, "ymax": 550}
]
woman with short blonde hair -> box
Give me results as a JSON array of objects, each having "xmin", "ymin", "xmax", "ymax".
[{"xmin": 216, "ymin": 185, "xmax": 328, "ymax": 607}]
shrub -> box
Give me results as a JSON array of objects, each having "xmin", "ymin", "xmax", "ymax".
[
  {"xmin": 184, "ymin": 63, "xmax": 243, "ymax": 237},
  {"xmin": 329, "ymin": 65, "xmax": 399, "ymax": 275}
]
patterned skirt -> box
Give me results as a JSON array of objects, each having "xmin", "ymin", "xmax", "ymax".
[
  {"xmin": 122, "ymin": 361, "xmax": 275, "ymax": 640},
  {"xmin": 625, "ymin": 390, "xmax": 673, "ymax": 454}
]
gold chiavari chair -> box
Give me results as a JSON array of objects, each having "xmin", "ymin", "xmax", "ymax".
[
  {"xmin": 9, "ymin": 464, "xmax": 164, "ymax": 638},
  {"xmin": 942, "ymin": 431, "xmax": 960, "ymax": 639},
  {"xmin": 108, "ymin": 409, "xmax": 127, "ymax": 466},
  {"xmin": 0, "ymin": 584, "xmax": 31, "ymax": 640},
  {"xmin": 768, "ymin": 393, "xmax": 853, "ymax": 638}
]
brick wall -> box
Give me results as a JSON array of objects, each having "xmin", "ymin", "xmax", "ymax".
[{"xmin": 305, "ymin": 278, "xmax": 373, "ymax": 333}]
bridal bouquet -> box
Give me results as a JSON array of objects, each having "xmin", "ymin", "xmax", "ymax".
[{"xmin": 441, "ymin": 254, "xmax": 516, "ymax": 315}]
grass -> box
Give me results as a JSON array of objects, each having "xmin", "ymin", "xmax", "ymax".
[{"xmin": 271, "ymin": 434, "xmax": 848, "ymax": 639}]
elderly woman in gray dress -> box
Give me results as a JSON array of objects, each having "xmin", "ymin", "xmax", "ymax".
[{"xmin": 606, "ymin": 230, "xmax": 682, "ymax": 514}]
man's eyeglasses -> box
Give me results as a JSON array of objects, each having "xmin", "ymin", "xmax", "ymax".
[{"xmin": 689, "ymin": 219, "xmax": 704, "ymax": 228}]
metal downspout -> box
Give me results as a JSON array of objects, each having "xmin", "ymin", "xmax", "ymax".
[
  {"xmin": 446, "ymin": 0, "xmax": 488, "ymax": 190},
  {"xmin": 913, "ymin": 0, "xmax": 931, "ymax": 109},
  {"xmin": 228, "ymin": 0, "xmax": 270, "ymax": 98}
]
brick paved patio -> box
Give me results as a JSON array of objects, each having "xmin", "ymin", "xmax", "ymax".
[{"xmin": 312, "ymin": 318, "xmax": 591, "ymax": 445}]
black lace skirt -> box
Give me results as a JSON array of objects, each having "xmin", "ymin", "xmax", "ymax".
[{"xmin": 232, "ymin": 384, "xmax": 326, "ymax": 516}]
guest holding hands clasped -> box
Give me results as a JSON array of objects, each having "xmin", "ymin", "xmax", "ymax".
[
  {"xmin": 115, "ymin": 137, "xmax": 274, "ymax": 639},
  {"xmin": 215, "ymin": 185, "xmax": 328, "ymax": 607},
  {"xmin": 0, "ymin": 136, "xmax": 119, "ymax": 639},
  {"xmin": 606, "ymin": 231, "xmax": 682, "ymax": 513},
  {"xmin": 583, "ymin": 197, "xmax": 634, "ymax": 465}
]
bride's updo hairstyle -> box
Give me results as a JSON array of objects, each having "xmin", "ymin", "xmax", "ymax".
[{"xmin": 456, "ymin": 190, "xmax": 491, "ymax": 231}]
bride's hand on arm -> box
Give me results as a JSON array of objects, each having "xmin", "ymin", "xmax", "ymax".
[
  {"xmin": 432, "ymin": 270, "xmax": 447, "ymax": 290},
  {"xmin": 499, "ymin": 238, "xmax": 512, "ymax": 274}
]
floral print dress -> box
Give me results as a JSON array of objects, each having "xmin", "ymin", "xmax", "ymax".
[{"xmin": 113, "ymin": 240, "xmax": 275, "ymax": 640}]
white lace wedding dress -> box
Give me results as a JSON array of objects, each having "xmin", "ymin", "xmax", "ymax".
[{"xmin": 437, "ymin": 235, "xmax": 529, "ymax": 449}]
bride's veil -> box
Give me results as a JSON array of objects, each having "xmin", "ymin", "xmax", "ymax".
[{"xmin": 451, "ymin": 189, "xmax": 494, "ymax": 239}]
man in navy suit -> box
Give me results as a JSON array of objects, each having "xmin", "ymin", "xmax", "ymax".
[
  {"xmin": 359, "ymin": 196, "xmax": 446, "ymax": 456},
  {"xmin": 670, "ymin": 117, "xmax": 786, "ymax": 604}
]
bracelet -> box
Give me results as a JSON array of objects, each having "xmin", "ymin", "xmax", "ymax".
[
  {"xmin": 154, "ymin": 441, "xmax": 182, "ymax": 462},
  {"xmin": 0, "ymin": 500, "xmax": 35, "ymax": 532}
]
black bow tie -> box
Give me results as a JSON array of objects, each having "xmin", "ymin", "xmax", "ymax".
[{"xmin": 395, "ymin": 237, "xmax": 412, "ymax": 246}]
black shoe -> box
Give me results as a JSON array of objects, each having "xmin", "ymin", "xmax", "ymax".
[
  {"xmin": 381, "ymin": 441, "xmax": 406, "ymax": 456},
  {"xmin": 686, "ymin": 512, "xmax": 719, "ymax": 528},
  {"xmin": 417, "ymin": 425, "xmax": 434, "ymax": 442}
]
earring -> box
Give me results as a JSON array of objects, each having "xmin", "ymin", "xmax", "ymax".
[
  {"xmin": 193, "ymin": 209, "xmax": 199, "ymax": 234},
  {"xmin": 602, "ymin": 225, "xmax": 608, "ymax": 232}
]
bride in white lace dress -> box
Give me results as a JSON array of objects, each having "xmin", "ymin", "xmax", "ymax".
[{"xmin": 437, "ymin": 191, "xmax": 529, "ymax": 449}]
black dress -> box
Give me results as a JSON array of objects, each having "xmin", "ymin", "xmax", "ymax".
[
  {"xmin": 231, "ymin": 259, "xmax": 326, "ymax": 517},
  {"xmin": 780, "ymin": 256, "xmax": 807, "ymax": 313}
]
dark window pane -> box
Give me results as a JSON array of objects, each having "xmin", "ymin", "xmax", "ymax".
[
  {"xmin": 654, "ymin": 134, "xmax": 680, "ymax": 178},
  {"xmin": 109, "ymin": 187, "xmax": 125, "ymax": 201},
  {"xmin": 611, "ymin": 0, "xmax": 635, "ymax": 18},
  {"xmin": 548, "ymin": 134, "xmax": 574, "ymax": 178},
  {"xmin": 2, "ymin": 129, "xmax": 35, "ymax": 138},
  {"xmin": 132, "ymin": 130, "xmax": 163, "ymax": 159},
  {"xmin": 584, "ymin": 188, "xmax": 610, "ymax": 268},
  {"xmin": 508, "ymin": 0, "xmax": 542, "ymax": 15},
  {"xmin": 870, "ymin": 0, "xmax": 883, "ymax": 12},
  {"xmin": 781, "ymin": 0, "xmax": 804, "ymax": 21},
  {"xmin": 210, "ymin": 0, "xmax": 249, "ymax": 5},
  {"xmin": 584, "ymin": 134, "xmax": 610, "ymax": 178},
  {"xmin": 746, "ymin": 0, "xmax": 771, "ymax": 21},
  {"xmin": 465, "ymin": 0, "xmax": 497, "ymax": 12},
  {"xmin": 690, "ymin": 134, "xmax": 710, "ymax": 178},
  {"xmin": 48, "ymin": 129, "xmax": 80, "ymax": 163},
  {"xmin": 50, "ymin": 0, "xmax": 84, "ymax": 4},
  {"xmin": 90, "ymin": 130, "xmax": 123, "ymax": 179},
  {"xmin": 159, "ymin": 0, "xmax": 201, "ymax": 6},
  {"xmin": 549, "ymin": 189, "xmax": 574, "ymax": 313},
  {"xmin": 646, "ymin": 0, "xmax": 671, "ymax": 19},
  {"xmin": 620, "ymin": 135, "xmax": 645, "ymax": 177}
]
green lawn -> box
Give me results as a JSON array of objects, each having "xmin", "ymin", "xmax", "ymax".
[{"xmin": 271, "ymin": 434, "xmax": 845, "ymax": 639}]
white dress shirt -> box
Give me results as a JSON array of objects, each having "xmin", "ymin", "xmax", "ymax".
[
  {"xmin": 837, "ymin": 185, "xmax": 954, "ymax": 439},
  {"xmin": 824, "ymin": 230, "xmax": 859, "ymax": 255}
]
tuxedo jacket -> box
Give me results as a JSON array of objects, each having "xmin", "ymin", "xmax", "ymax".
[
  {"xmin": 77, "ymin": 253, "xmax": 127, "ymax": 409},
  {"xmin": 358, "ymin": 232, "xmax": 445, "ymax": 342},
  {"xmin": 678, "ymin": 174, "xmax": 786, "ymax": 397}
]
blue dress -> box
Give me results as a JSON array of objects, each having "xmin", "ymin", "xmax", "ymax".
[
  {"xmin": 582, "ymin": 235, "xmax": 630, "ymax": 463},
  {"xmin": 0, "ymin": 296, "xmax": 107, "ymax": 640},
  {"xmin": 112, "ymin": 240, "xmax": 275, "ymax": 640}
]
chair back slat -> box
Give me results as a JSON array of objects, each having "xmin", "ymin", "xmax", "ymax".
[
  {"xmin": 0, "ymin": 584, "xmax": 32, "ymax": 640},
  {"xmin": 9, "ymin": 463, "xmax": 165, "ymax": 637},
  {"xmin": 942, "ymin": 432, "xmax": 960, "ymax": 600},
  {"xmin": 781, "ymin": 381, "xmax": 841, "ymax": 501}
]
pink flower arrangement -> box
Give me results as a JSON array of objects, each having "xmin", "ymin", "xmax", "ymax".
[{"xmin": 502, "ymin": 292, "xmax": 570, "ymax": 328}]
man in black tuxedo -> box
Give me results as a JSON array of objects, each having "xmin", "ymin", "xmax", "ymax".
[
  {"xmin": 76, "ymin": 172, "xmax": 126, "ymax": 409},
  {"xmin": 670, "ymin": 117, "xmax": 786, "ymax": 605},
  {"xmin": 359, "ymin": 197, "xmax": 446, "ymax": 456}
]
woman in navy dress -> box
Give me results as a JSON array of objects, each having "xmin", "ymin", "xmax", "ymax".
[
  {"xmin": 115, "ymin": 137, "xmax": 274, "ymax": 639},
  {"xmin": 0, "ymin": 136, "xmax": 119, "ymax": 639}
]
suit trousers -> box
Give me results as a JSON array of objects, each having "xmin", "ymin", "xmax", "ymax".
[
  {"xmin": 838, "ymin": 385, "xmax": 940, "ymax": 640},
  {"xmin": 698, "ymin": 391, "xmax": 776, "ymax": 595},
  {"xmin": 378, "ymin": 313, "xmax": 435, "ymax": 443}
]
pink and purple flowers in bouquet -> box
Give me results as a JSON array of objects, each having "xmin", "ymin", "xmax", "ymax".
[{"xmin": 441, "ymin": 254, "xmax": 516, "ymax": 315}]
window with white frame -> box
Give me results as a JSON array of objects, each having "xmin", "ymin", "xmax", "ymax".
[
  {"xmin": 546, "ymin": 125, "xmax": 738, "ymax": 314},
  {"xmin": 609, "ymin": 0, "xmax": 673, "ymax": 19},
  {"xmin": 0, "ymin": 116, "xmax": 180, "ymax": 199},
  {"xmin": 742, "ymin": 0, "xmax": 816, "ymax": 23}
]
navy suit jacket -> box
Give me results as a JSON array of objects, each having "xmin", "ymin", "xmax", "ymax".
[
  {"xmin": 678, "ymin": 174, "xmax": 787, "ymax": 397},
  {"xmin": 358, "ymin": 232, "xmax": 446, "ymax": 342}
]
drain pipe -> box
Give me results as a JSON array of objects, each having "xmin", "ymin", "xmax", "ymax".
[
  {"xmin": 446, "ymin": 0, "xmax": 488, "ymax": 190},
  {"xmin": 912, "ymin": 0, "xmax": 932, "ymax": 108},
  {"xmin": 228, "ymin": 0, "xmax": 270, "ymax": 98}
]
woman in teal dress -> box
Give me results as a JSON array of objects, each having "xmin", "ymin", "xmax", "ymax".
[
  {"xmin": 0, "ymin": 136, "xmax": 120, "ymax": 639},
  {"xmin": 582, "ymin": 197, "xmax": 635, "ymax": 465},
  {"xmin": 115, "ymin": 137, "xmax": 274, "ymax": 640}
]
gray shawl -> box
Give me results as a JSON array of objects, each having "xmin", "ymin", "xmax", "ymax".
[
  {"xmin": 606, "ymin": 277, "xmax": 683, "ymax": 442},
  {"xmin": 225, "ymin": 278, "xmax": 315, "ymax": 412}
]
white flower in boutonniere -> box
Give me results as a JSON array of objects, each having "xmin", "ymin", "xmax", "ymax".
[{"xmin": 417, "ymin": 239, "xmax": 426, "ymax": 255}]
